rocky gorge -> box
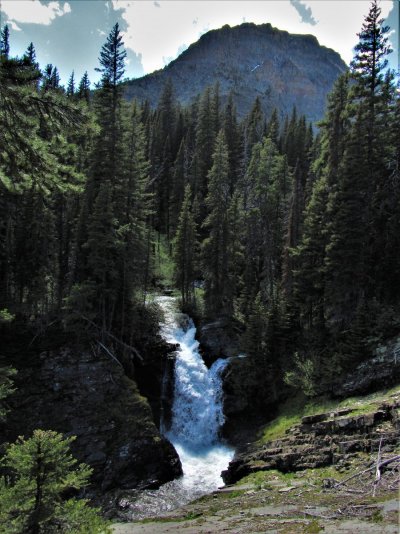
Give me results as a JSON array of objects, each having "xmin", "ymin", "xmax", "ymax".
[{"xmin": 0, "ymin": 329, "xmax": 182, "ymax": 493}]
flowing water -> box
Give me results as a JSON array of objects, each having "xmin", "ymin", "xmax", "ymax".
[{"xmin": 126, "ymin": 296, "xmax": 234, "ymax": 519}]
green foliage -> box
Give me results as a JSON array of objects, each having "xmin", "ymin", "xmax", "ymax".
[
  {"xmin": 0, "ymin": 366, "xmax": 16, "ymax": 421},
  {"xmin": 51, "ymin": 499, "xmax": 112, "ymax": 533},
  {"xmin": 0, "ymin": 309, "xmax": 14, "ymax": 324},
  {"xmin": 173, "ymin": 184, "xmax": 198, "ymax": 310},
  {"xmin": 288, "ymin": 2, "xmax": 399, "ymax": 391},
  {"xmin": 303, "ymin": 519, "xmax": 323, "ymax": 533},
  {"xmin": 0, "ymin": 429, "xmax": 111, "ymax": 533},
  {"xmin": 202, "ymin": 130, "xmax": 237, "ymax": 317},
  {"xmin": 154, "ymin": 233, "xmax": 175, "ymax": 289},
  {"xmin": 96, "ymin": 22, "xmax": 126, "ymax": 88},
  {"xmin": 369, "ymin": 510, "xmax": 384, "ymax": 523},
  {"xmin": 284, "ymin": 353, "xmax": 316, "ymax": 397}
]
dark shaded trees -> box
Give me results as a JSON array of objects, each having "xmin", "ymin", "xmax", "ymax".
[
  {"xmin": 173, "ymin": 184, "xmax": 198, "ymax": 310},
  {"xmin": 202, "ymin": 131, "xmax": 233, "ymax": 317}
]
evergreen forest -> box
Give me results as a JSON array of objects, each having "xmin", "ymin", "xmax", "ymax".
[{"xmin": 0, "ymin": 0, "xmax": 399, "ymax": 530}]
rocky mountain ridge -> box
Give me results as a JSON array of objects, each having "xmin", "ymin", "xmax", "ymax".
[{"xmin": 123, "ymin": 22, "xmax": 347, "ymax": 122}]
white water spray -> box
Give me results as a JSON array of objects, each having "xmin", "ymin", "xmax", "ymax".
[{"xmin": 126, "ymin": 296, "xmax": 234, "ymax": 519}]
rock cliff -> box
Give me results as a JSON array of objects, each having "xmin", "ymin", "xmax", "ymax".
[
  {"xmin": 223, "ymin": 393, "xmax": 400, "ymax": 485},
  {"xmin": 123, "ymin": 22, "xmax": 347, "ymax": 122},
  {"xmin": 336, "ymin": 336, "xmax": 400, "ymax": 398},
  {"xmin": 0, "ymin": 343, "xmax": 182, "ymax": 491}
]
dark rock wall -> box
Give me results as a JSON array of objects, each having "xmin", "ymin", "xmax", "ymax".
[
  {"xmin": 133, "ymin": 339, "xmax": 178, "ymax": 428},
  {"xmin": 0, "ymin": 345, "xmax": 182, "ymax": 491},
  {"xmin": 197, "ymin": 319, "xmax": 283, "ymax": 444},
  {"xmin": 336, "ymin": 337, "xmax": 400, "ymax": 398}
]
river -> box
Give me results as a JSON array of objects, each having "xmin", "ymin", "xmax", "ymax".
[{"xmin": 122, "ymin": 296, "xmax": 234, "ymax": 520}]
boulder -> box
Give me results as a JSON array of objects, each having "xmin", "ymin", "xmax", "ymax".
[{"xmin": 336, "ymin": 337, "xmax": 400, "ymax": 397}]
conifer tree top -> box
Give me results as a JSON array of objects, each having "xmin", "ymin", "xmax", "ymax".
[{"xmin": 96, "ymin": 22, "xmax": 127, "ymax": 88}]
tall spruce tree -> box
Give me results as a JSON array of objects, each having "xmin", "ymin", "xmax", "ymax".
[
  {"xmin": 77, "ymin": 71, "xmax": 91, "ymax": 103},
  {"xmin": 202, "ymin": 131, "xmax": 233, "ymax": 317},
  {"xmin": 173, "ymin": 184, "xmax": 198, "ymax": 311},
  {"xmin": 75, "ymin": 24, "xmax": 128, "ymax": 331},
  {"xmin": 239, "ymin": 137, "xmax": 290, "ymax": 316},
  {"xmin": 66, "ymin": 71, "xmax": 75, "ymax": 97},
  {"xmin": 0, "ymin": 25, "xmax": 10, "ymax": 59}
]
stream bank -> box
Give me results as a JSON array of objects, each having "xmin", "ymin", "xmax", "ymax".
[{"xmin": 112, "ymin": 384, "xmax": 400, "ymax": 533}]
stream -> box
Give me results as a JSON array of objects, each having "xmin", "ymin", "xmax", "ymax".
[{"xmin": 125, "ymin": 296, "xmax": 234, "ymax": 519}]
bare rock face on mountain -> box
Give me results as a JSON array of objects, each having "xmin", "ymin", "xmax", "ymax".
[{"xmin": 124, "ymin": 22, "xmax": 347, "ymax": 122}]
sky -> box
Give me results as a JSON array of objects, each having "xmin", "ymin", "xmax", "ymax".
[{"xmin": 0, "ymin": 0, "xmax": 398, "ymax": 87}]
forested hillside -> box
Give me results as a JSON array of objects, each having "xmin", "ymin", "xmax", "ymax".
[
  {"xmin": 0, "ymin": 0, "xmax": 399, "ymax": 529},
  {"xmin": 2, "ymin": 0, "xmax": 398, "ymax": 395}
]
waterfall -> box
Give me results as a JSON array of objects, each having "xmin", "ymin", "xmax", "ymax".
[
  {"xmin": 161, "ymin": 301, "xmax": 227, "ymax": 448},
  {"xmin": 125, "ymin": 296, "xmax": 234, "ymax": 519}
]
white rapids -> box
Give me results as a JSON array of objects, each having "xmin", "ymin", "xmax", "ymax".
[{"xmin": 125, "ymin": 296, "xmax": 234, "ymax": 519}]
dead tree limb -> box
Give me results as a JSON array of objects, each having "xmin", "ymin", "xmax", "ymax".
[
  {"xmin": 97, "ymin": 341, "xmax": 123, "ymax": 368},
  {"xmin": 75, "ymin": 313, "xmax": 144, "ymax": 362},
  {"xmin": 373, "ymin": 437, "xmax": 383, "ymax": 497},
  {"xmin": 333, "ymin": 455, "xmax": 400, "ymax": 489}
]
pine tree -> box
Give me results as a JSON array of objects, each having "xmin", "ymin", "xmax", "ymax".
[
  {"xmin": 242, "ymin": 96, "xmax": 264, "ymax": 171},
  {"xmin": 0, "ymin": 430, "xmax": 111, "ymax": 533},
  {"xmin": 24, "ymin": 42, "xmax": 36, "ymax": 65},
  {"xmin": 170, "ymin": 138, "xmax": 190, "ymax": 236},
  {"xmin": 173, "ymin": 184, "xmax": 198, "ymax": 310},
  {"xmin": 0, "ymin": 363, "xmax": 15, "ymax": 422},
  {"xmin": 350, "ymin": 0, "xmax": 392, "ymax": 99},
  {"xmin": 223, "ymin": 92, "xmax": 241, "ymax": 195},
  {"xmin": 323, "ymin": 0, "xmax": 395, "ymax": 329},
  {"xmin": 92, "ymin": 23, "xmax": 126, "ymax": 199},
  {"xmin": 350, "ymin": 0, "xmax": 393, "ymax": 175},
  {"xmin": 266, "ymin": 108, "xmax": 280, "ymax": 146},
  {"xmin": 282, "ymin": 162, "xmax": 304, "ymax": 298},
  {"xmin": 192, "ymin": 86, "xmax": 217, "ymax": 220},
  {"xmin": 0, "ymin": 25, "xmax": 10, "ymax": 59},
  {"xmin": 91, "ymin": 23, "xmax": 126, "ymax": 203},
  {"xmin": 240, "ymin": 137, "xmax": 289, "ymax": 313},
  {"xmin": 85, "ymin": 183, "xmax": 118, "ymax": 332},
  {"xmin": 293, "ymin": 175, "xmax": 329, "ymax": 329},
  {"xmin": 289, "ymin": 75, "xmax": 350, "ymax": 307},
  {"xmin": 41, "ymin": 64, "xmax": 61, "ymax": 91},
  {"xmin": 202, "ymin": 131, "xmax": 233, "ymax": 317},
  {"xmin": 119, "ymin": 102, "xmax": 153, "ymax": 309},
  {"xmin": 324, "ymin": 106, "xmax": 368, "ymax": 329},
  {"xmin": 95, "ymin": 22, "xmax": 127, "ymax": 89},
  {"xmin": 211, "ymin": 81, "xmax": 221, "ymax": 138},
  {"xmin": 77, "ymin": 71, "xmax": 91, "ymax": 103},
  {"xmin": 66, "ymin": 71, "xmax": 75, "ymax": 97}
]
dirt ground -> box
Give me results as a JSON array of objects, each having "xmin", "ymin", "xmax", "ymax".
[{"xmin": 112, "ymin": 469, "xmax": 399, "ymax": 533}]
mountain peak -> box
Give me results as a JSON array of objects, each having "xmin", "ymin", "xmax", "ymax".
[{"xmin": 124, "ymin": 22, "xmax": 347, "ymax": 122}]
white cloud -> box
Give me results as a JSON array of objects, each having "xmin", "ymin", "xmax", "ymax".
[
  {"xmin": 8, "ymin": 20, "xmax": 21, "ymax": 31},
  {"xmin": 304, "ymin": 1, "xmax": 393, "ymax": 64},
  {"xmin": 1, "ymin": 1, "xmax": 71, "ymax": 26},
  {"xmin": 112, "ymin": 0, "xmax": 395, "ymax": 74},
  {"xmin": 113, "ymin": 0, "xmax": 305, "ymax": 73}
]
